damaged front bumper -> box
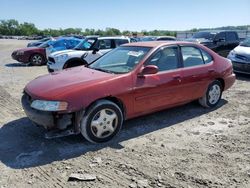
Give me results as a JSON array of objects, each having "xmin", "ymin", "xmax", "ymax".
[{"xmin": 21, "ymin": 93, "xmax": 84, "ymax": 138}]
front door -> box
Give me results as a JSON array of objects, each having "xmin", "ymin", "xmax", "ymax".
[{"xmin": 133, "ymin": 46, "xmax": 184, "ymax": 115}]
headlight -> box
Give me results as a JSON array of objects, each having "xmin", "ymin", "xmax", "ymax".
[
  {"xmin": 55, "ymin": 54, "xmax": 68, "ymax": 62},
  {"xmin": 16, "ymin": 51, "xmax": 24, "ymax": 55},
  {"xmin": 31, "ymin": 100, "xmax": 68, "ymax": 111},
  {"xmin": 229, "ymin": 50, "xmax": 236, "ymax": 57}
]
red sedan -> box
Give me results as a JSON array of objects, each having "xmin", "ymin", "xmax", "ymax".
[{"xmin": 22, "ymin": 41, "xmax": 235, "ymax": 143}]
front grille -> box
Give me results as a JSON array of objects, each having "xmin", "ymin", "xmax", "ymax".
[
  {"xmin": 235, "ymin": 54, "xmax": 250, "ymax": 61},
  {"xmin": 48, "ymin": 57, "xmax": 55, "ymax": 63}
]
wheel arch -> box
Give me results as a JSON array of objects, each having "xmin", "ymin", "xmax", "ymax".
[
  {"xmin": 215, "ymin": 78, "xmax": 225, "ymax": 91},
  {"xmin": 63, "ymin": 58, "xmax": 88, "ymax": 69},
  {"xmin": 84, "ymin": 96, "xmax": 127, "ymax": 120}
]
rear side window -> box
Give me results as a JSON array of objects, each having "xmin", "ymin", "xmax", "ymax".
[
  {"xmin": 115, "ymin": 39, "xmax": 129, "ymax": 46},
  {"xmin": 214, "ymin": 32, "xmax": 226, "ymax": 41},
  {"xmin": 201, "ymin": 49, "xmax": 213, "ymax": 64},
  {"xmin": 181, "ymin": 46, "xmax": 204, "ymax": 67}
]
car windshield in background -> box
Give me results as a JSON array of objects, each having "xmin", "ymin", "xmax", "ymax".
[
  {"xmin": 74, "ymin": 38, "xmax": 96, "ymax": 50},
  {"xmin": 240, "ymin": 38, "xmax": 250, "ymax": 47},
  {"xmin": 89, "ymin": 46, "xmax": 151, "ymax": 74},
  {"xmin": 141, "ymin": 37, "xmax": 157, "ymax": 41},
  {"xmin": 193, "ymin": 32, "xmax": 215, "ymax": 40},
  {"xmin": 38, "ymin": 40, "xmax": 51, "ymax": 48}
]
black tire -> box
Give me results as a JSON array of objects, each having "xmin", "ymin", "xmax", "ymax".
[
  {"xmin": 30, "ymin": 54, "xmax": 44, "ymax": 66},
  {"xmin": 81, "ymin": 100, "xmax": 123, "ymax": 143},
  {"xmin": 199, "ymin": 80, "xmax": 222, "ymax": 108}
]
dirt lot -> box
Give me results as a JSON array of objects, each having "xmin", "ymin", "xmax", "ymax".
[{"xmin": 0, "ymin": 39, "xmax": 249, "ymax": 188}]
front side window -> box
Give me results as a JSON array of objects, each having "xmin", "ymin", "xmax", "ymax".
[
  {"xmin": 214, "ymin": 32, "xmax": 226, "ymax": 41},
  {"xmin": 146, "ymin": 46, "xmax": 179, "ymax": 72},
  {"xmin": 181, "ymin": 46, "xmax": 204, "ymax": 67},
  {"xmin": 89, "ymin": 46, "xmax": 151, "ymax": 74},
  {"xmin": 97, "ymin": 39, "xmax": 112, "ymax": 49}
]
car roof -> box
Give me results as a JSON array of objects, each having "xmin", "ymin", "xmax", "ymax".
[{"xmin": 122, "ymin": 41, "xmax": 197, "ymax": 48}]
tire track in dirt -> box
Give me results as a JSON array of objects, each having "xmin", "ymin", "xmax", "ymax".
[
  {"xmin": 0, "ymin": 85, "xmax": 24, "ymax": 123},
  {"xmin": 34, "ymin": 166, "xmax": 66, "ymax": 188}
]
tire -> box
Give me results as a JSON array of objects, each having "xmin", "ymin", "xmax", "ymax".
[
  {"xmin": 30, "ymin": 54, "xmax": 44, "ymax": 66},
  {"xmin": 199, "ymin": 80, "xmax": 222, "ymax": 108},
  {"xmin": 81, "ymin": 100, "xmax": 123, "ymax": 143}
]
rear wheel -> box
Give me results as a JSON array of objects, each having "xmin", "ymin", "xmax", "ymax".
[
  {"xmin": 199, "ymin": 80, "xmax": 222, "ymax": 108},
  {"xmin": 81, "ymin": 100, "xmax": 123, "ymax": 143},
  {"xmin": 30, "ymin": 54, "xmax": 44, "ymax": 66}
]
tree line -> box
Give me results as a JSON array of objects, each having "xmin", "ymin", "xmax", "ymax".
[
  {"xmin": 0, "ymin": 19, "xmax": 176, "ymax": 37},
  {"xmin": 0, "ymin": 19, "xmax": 249, "ymax": 37}
]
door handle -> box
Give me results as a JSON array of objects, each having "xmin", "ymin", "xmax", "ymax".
[
  {"xmin": 208, "ymin": 69, "xmax": 215, "ymax": 73},
  {"xmin": 172, "ymin": 75, "xmax": 181, "ymax": 82}
]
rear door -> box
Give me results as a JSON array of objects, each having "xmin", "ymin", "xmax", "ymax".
[{"xmin": 179, "ymin": 45, "xmax": 214, "ymax": 101}]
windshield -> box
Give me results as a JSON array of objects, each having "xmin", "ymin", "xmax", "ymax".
[
  {"xmin": 39, "ymin": 40, "xmax": 53, "ymax": 48},
  {"xmin": 89, "ymin": 46, "xmax": 151, "ymax": 74},
  {"xmin": 240, "ymin": 38, "xmax": 250, "ymax": 47},
  {"xmin": 193, "ymin": 32, "xmax": 215, "ymax": 40},
  {"xmin": 74, "ymin": 38, "xmax": 96, "ymax": 50}
]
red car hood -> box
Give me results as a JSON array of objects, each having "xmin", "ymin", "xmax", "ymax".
[
  {"xmin": 16, "ymin": 47, "xmax": 43, "ymax": 52},
  {"xmin": 25, "ymin": 66, "xmax": 115, "ymax": 99}
]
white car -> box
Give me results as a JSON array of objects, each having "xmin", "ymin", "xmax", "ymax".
[
  {"xmin": 227, "ymin": 37, "xmax": 250, "ymax": 74},
  {"xmin": 47, "ymin": 36, "xmax": 130, "ymax": 72}
]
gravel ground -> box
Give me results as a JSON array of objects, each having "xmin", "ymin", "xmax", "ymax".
[{"xmin": 0, "ymin": 39, "xmax": 249, "ymax": 188}]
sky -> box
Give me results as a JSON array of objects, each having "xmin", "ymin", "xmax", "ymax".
[{"xmin": 0, "ymin": 0, "xmax": 250, "ymax": 31}]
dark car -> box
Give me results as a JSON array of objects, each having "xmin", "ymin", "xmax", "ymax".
[
  {"xmin": 27, "ymin": 37, "xmax": 53, "ymax": 47},
  {"xmin": 12, "ymin": 37, "xmax": 82, "ymax": 65},
  {"xmin": 22, "ymin": 41, "xmax": 235, "ymax": 143},
  {"xmin": 187, "ymin": 31, "xmax": 240, "ymax": 57},
  {"xmin": 227, "ymin": 37, "xmax": 250, "ymax": 74}
]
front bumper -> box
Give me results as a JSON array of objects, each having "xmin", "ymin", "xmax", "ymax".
[
  {"xmin": 22, "ymin": 93, "xmax": 76, "ymax": 130},
  {"xmin": 11, "ymin": 52, "xmax": 29, "ymax": 63},
  {"xmin": 21, "ymin": 93, "xmax": 56, "ymax": 129},
  {"xmin": 232, "ymin": 61, "xmax": 250, "ymax": 75}
]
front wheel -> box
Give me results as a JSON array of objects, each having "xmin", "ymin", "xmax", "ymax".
[
  {"xmin": 199, "ymin": 80, "xmax": 222, "ymax": 108},
  {"xmin": 30, "ymin": 54, "xmax": 44, "ymax": 66},
  {"xmin": 81, "ymin": 100, "xmax": 123, "ymax": 143}
]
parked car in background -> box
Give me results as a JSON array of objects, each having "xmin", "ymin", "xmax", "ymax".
[
  {"xmin": 140, "ymin": 36, "xmax": 176, "ymax": 42},
  {"xmin": 47, "ymin": 36, "xmax": 130, "ymax": 72},
  {"xmin": 187, "ymin": 31, "xmax": 240, "ymax": 57},
  {"xmin": 27, "ymin": 37, "xmax": 53, "ymax": 47},
  {"xmin": 12, "ymin": 37, "xmax": 82, "ymax": 65},
  {"xmin": 22, "ymin": 41, "xmax": 235, "ymax": 143},
  {"xmin": 156, "ymin": 36, "xmax": 176, "ymax": 41},
  {"xmin": 227, "ymin": 37, "xmax": 250, "ymax": 74}
]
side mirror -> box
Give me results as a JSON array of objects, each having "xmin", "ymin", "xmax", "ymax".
[
  {"xmin": 138, "ymin": 65, "xmax": 158, "ymax": 77},
  {"xmin": 92, "ymin": 47, "xmax": 99, "ymax": 54}
]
